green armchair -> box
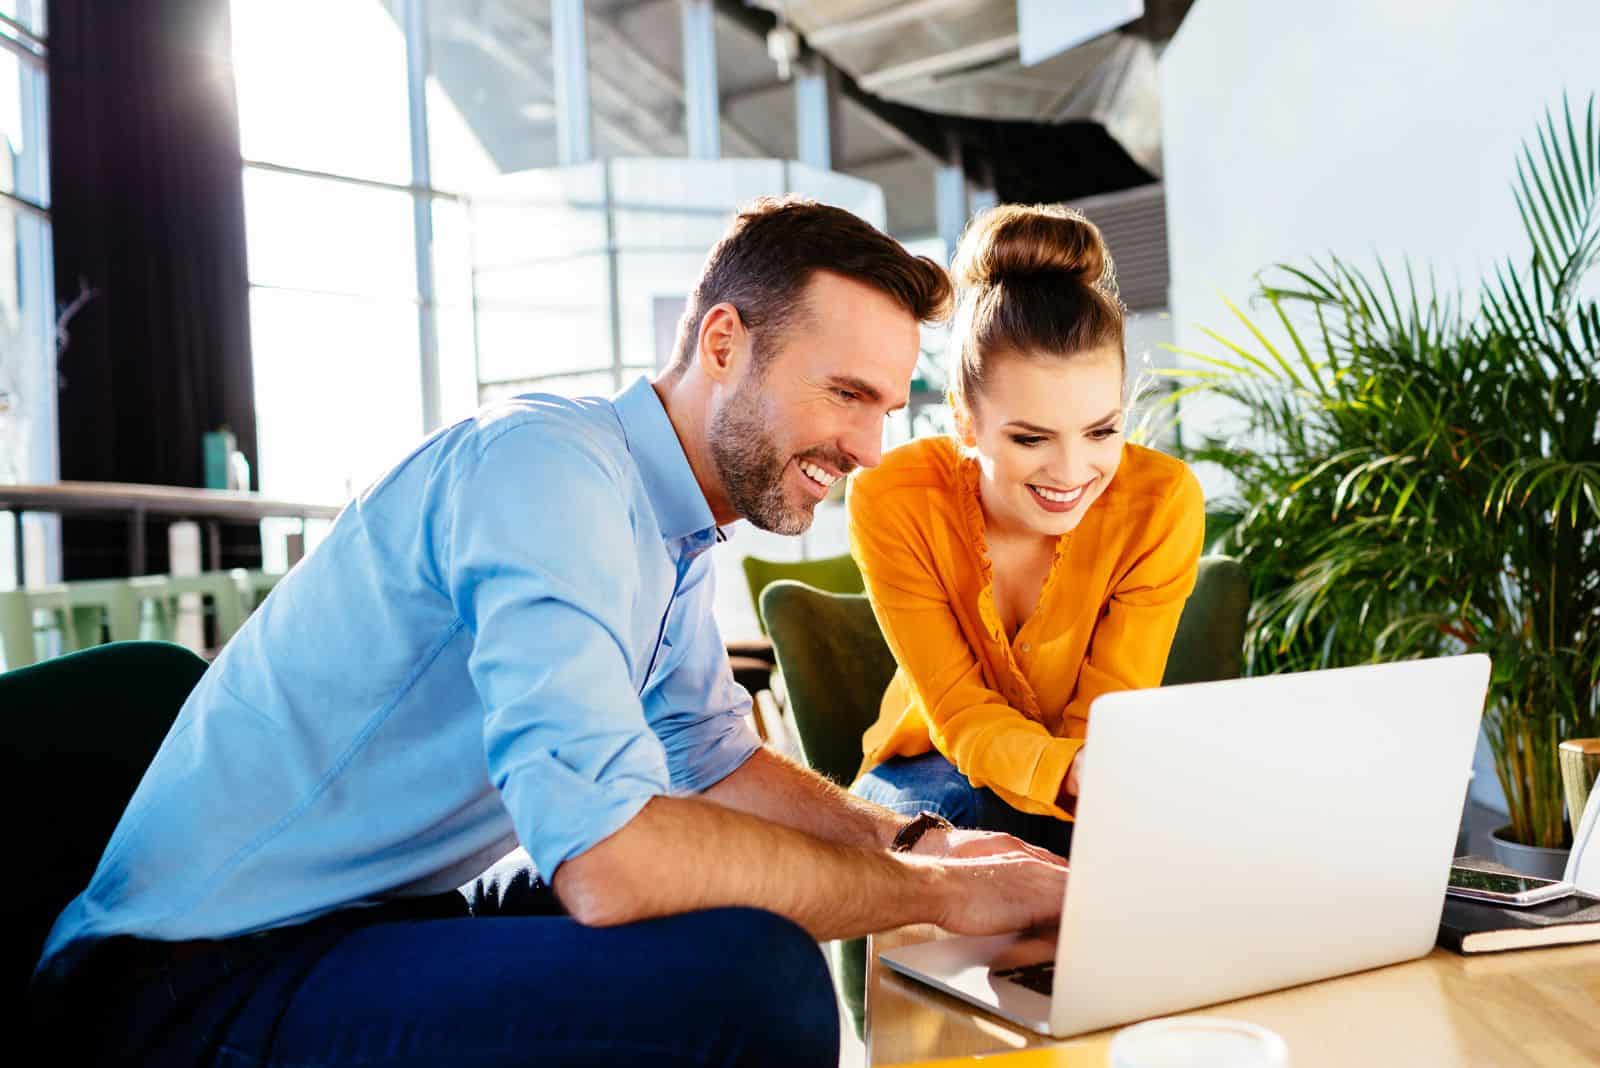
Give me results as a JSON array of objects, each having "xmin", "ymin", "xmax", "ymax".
[
  {"xmin": 3, "ymin": 641, "xmax": 209, "ymax": 1032},
  {"xmin": 740, "ymin": 553, "xmax": 864, "ymax": 637}
]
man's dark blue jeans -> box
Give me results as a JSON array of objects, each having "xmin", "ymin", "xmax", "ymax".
[{"xmin": 38, "ymin": 851, "xmax": 839, "ymax": 1066}]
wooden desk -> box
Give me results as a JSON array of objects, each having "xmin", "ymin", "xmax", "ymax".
[{"xmin": 867, "ymin": 925, "xmax": 1600, "ymax": 1066}]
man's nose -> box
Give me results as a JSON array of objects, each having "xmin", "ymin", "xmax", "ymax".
[{"xmin": 841, "ymin": 415, "xmax": 885, "ymax": 470}]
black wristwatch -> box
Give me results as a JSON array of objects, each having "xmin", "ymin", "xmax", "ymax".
[{"xmin": 891, "ymin": 810, "xmax": 955, "ymax": 853}]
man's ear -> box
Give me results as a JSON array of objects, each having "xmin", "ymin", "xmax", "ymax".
[
  {"xmin": 950, "ymin": 393, "xmax": 978, "ymax": 448},
  {"xmin": 696, "ymin": 302, "xmax": 747, "ymax": 385}
]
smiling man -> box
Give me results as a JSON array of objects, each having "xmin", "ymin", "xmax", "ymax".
[{"xmin": 32, "ymin": 198, "xmax": 1073, "ymax": 1068}]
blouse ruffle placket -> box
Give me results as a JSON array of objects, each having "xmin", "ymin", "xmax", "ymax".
[{"xmin": 957, "ymin": 454, "xmax": 1072, "ymax": 729}]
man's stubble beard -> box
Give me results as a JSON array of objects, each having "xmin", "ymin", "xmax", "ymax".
[{"xmin": 708, "ymin": 367, "xmax": 815, "ymax": 536}]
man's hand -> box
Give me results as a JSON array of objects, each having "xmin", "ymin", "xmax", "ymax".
[
  {"xmin": 932, "ymin": 851, "xmax": 1070, "ymax": 936},
  {"xmin": 914, "ymin": 825, "xmax": 1067, "ymax": 867}
]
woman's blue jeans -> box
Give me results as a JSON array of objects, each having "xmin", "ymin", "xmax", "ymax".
[
  {"xmin": 854, "ymin": 751, "xmax": 1074, "ymax": 858},
  {"xmin": 42, "ymin": 850, "xmax": 839, "ymax": 1066}
]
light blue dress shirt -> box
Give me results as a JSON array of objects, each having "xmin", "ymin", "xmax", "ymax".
[{"xmin": 38, "ymin": 377, "xmax": 761, "ymax": 979}]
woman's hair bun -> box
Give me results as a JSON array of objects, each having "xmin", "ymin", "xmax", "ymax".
[{"xmin": 951, "ymin": 204, "xmax": 1110, "ymax": 291}]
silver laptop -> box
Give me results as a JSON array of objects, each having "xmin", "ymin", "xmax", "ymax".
[{"xmin": 878, "ymin": 654, "xmax": 1489, "ymax": 1038}]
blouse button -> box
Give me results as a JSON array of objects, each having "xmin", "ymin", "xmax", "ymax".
[{"xmin": 1020, "ymin": 642, "xmax": 1031, "ymax": 653}]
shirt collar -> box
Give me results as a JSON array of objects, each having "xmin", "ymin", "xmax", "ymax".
[{"xmin": 612, "ymin": 375, "xmax": 721, "ymax": 546}]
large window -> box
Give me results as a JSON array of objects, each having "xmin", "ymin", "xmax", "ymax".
[
  {"xmin": 227, "ymin": 1, "xmax": 898, "ymax": 639},
  {"xmin": 230, "ymin": 0, "xmax": 896, "ymax": 522},
  {"xmin": 231, "ymin": 0, "xmax": 480, "ymax": 566},
  {"xmin": 0, "ymin": 3, "xmax": 52, "ymax": 589}
]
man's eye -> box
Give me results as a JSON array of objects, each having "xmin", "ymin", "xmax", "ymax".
[
  {"xmin": 1010, "ymin": 435, "xmax": 1045, "ymax": 447},
  {"xmin": 834, "ymin": 389, "xmax": 859, "ymax": 402}
]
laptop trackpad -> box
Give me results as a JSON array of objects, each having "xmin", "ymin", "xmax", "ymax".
[{"xmin": 878, "ymin": 928, "xmax": 1059, "ymax": 1033}]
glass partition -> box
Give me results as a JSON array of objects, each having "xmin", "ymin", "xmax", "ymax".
[
  {"xmin": 459, "ymin": 158, "xmax": 891, "ymax": 640},
  {"xmin": 464, "ymin": 157, "xmax": 888, "ymax": 401}
]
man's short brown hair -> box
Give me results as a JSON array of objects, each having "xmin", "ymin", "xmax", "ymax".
[{"xmin": 665, "ymin": 196, "xmax": 953, "ymax": 376}]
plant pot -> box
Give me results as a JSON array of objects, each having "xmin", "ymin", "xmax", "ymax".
[{"xmin": 1489, "ymin": 826, "xmax": 1570, "ymax": 879}]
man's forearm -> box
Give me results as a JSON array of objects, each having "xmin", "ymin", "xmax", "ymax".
[
  {"xmin": 703, "ymin": 746, "xmax": 905, "ymax": 850},
  {"xmin": 551, "ymin": 793, "xmax": 941, "ymax": 940}
]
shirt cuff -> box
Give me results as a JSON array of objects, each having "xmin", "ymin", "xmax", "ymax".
[
  {"xmin": 500, "ymin": 747, "xmax": 668, "ymax": 881},
  {"xmin": 667, "ymin": 710, "xmax": 763, "ymax": 795},
  {"xmin": 1026, "ymin": 737, "xmax": 1085, "ymax": 820}
]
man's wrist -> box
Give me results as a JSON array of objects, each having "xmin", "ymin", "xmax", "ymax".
[
  {"xmin": 891, "ymin": 849, "xmax": 953, "ymax": 926},
  {"xmin": 891, "ymin": 811, "xmax": 954, "ymax": 854}
]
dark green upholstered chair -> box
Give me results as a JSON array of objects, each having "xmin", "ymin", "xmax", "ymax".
[
  {"xmin": 737, "ymin": 554, "xmax": 867, "ymax": 746},
  {"xmin": 741, "ymin": 553, "xmax": 864, "ymax": 637},
  {"xmin": 1160, "ymin": 556, "xmax": 1250, "ymax": 686},
  {"xmin": 3, "ymin": 641, "xmax": 208, "ymax": 1033},
  {"xmin": 759, "ymin": 582, "xmax": 896, "ymax": 789},
  {"xmin": 759, "ymin": 555, "xmax": 1250, "ymax": 1035}
]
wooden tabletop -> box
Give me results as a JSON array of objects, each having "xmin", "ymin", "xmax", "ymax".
[{"xmin": 867, "ymin": 924, "xmax": 1600, "ymax": 1067}]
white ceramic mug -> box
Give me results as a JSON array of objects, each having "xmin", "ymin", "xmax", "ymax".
[{"xmin": 1110, "ymin": 1016, "xmax": 1289, "ymax": 1068}]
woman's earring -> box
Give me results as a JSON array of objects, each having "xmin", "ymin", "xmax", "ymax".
[{"xmin": 949, "ymin": 394, "xmax": 977, "ymax": 447}]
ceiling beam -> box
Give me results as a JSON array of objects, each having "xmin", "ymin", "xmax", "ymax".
[
  {"xmin": 446, "ymin": 17, "xmax": 664, "ymax": 157},
  {"xmin": 806, "ymin": 0, "xmax": 984, "ymax": 48},
  {"xmin": 839, "ymin": 148, "xmax": 917, "ymax": 172},
  {"xmin": 857, "ymin": 33, "xmax": 1021, "ymax": 94},
  {"xmin": 715, "ymin": 0, "xmax": 946, "ymax": 166},
  {"xmin": 721, "ymin": 79, "xmax": 789, "ymax": 107},
  {"xmin": 587, "ymin": 11, "xmax": 775, "ymax": 157}
]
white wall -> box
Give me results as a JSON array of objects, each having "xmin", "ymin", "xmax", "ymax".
[
  {"xmin": 1160, "ymin": 0, "xmax": 1600, "ymax": 815},
  {"xmin": 1163, "ymin": 0, "xmax": 1597, "ymax": 350}
]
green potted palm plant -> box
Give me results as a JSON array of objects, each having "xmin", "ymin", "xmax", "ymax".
[{"xmin": 1164, "ymin": 96, "xmax": 1600, "ymax": 875}]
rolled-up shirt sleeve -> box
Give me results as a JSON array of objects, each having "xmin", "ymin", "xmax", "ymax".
[
  {"xmin": 645, "ymin": 552, "xmax": 762, "ymax": 795},
  {"xmin": 447, "ymin": 423, "xmax": 669, "ymax": 880}
]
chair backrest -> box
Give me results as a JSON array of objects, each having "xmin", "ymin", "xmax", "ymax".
[
  {"xmin": 230, "ymin": 568, "xmax": 285, "ymax": 614},
  {"xmin": 761, "ymin": 555, "xmax": 1250, "ymax": 787},
  {"xmin": 1161, "ymin": 556, "xmax": 1250, "ymax": 686},
  {"xmin": 1, "ymin": 641, "xmax": 208, "ymax": 1016},
  {"xmin": 760, "ymin": 581, "xmax": 896, "ymax": 786},
  {"xmin": 742, "ymin": 553, "xmax": 864, "ymax": 636},
  {"xmin": 0, "ymin": 581, "xmax": 142, "ymax": 671}
]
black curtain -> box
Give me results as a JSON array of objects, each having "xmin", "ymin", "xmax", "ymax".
[{"xmin": 48, "ymin": 0, "xmax": 259, "ymax": 578}]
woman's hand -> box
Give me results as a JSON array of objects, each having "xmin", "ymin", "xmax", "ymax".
[{"xmin": 1056, "ymin": 747, "xmax": 1085, "ymax": 810}]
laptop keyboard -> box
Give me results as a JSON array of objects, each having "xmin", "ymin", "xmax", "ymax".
[{"xmin": 992, "ymin": 960, "xmax": 1055, "ymax": 996}]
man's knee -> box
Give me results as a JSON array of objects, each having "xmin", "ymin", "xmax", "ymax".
[{"xmin": 700, "ymin": 908, "xmax": 838, "ymax": 1065}]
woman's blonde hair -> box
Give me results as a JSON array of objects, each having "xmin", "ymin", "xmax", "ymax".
[{"xmin": 948, "ymin": 203, "xmax": 1125, "ymax": 412}]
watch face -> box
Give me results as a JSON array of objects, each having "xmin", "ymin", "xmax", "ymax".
[{"xmin": 892, "ymin": 812, "xmax": 949, "ymax": 852}]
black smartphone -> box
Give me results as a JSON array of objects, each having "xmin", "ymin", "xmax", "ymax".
[{"xmin": 1446, "ymin": 865, "xmax": 1575, "ymax": 907}]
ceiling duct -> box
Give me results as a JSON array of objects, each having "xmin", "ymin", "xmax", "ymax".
[{"xmin": 746, "ymin": 0, "xmax": 1193, "ymax": 176}]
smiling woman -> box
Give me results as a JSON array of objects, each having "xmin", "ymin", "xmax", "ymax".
[{"xmin": 848, "ymin": 204, "xmax": 1204, "ymax": 854}]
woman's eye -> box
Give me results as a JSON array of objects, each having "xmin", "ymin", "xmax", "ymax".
[
  {"xmin": 1089, "ymin": 427, "xmax": 1120, "ymax": 441},
  {"xmin": 1010, "ymin": 435, "xmax": 1045, "ymax": 447}
]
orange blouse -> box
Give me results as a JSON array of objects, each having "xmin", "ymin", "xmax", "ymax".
[{"xmin": 847, "ymin": 435, "xmax": 1204, "ymax": 820}]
